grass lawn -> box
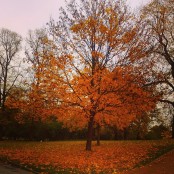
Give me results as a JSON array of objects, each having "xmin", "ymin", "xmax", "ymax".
[{"xmin": 0, "ymin": 140, "xmax": 174, "ymax": 174}]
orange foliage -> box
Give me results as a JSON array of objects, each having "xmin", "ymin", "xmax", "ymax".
[{"xmin": 57, "ymin": 65, "xmax": 156, "ymax": 130}]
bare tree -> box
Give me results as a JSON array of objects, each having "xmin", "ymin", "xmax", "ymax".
[
  {"xmin": 0, "ymin": 28, "xmax": 22, "ymax": 111},
  {"xmin": 25, "ymin": 28, "xmax": 48, "ymax": 66},
  {"xmin": 141, "ymin": 0, "xmax": 174, "ymax": 137}
]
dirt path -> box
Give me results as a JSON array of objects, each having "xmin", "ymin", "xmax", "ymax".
[
  {"xmin": 0, "ymin": 162, "xmax": 33, "ymax": 174},
  {"xmin": 125, "ymin": 149, "xmax": 174, "ymax": 174}
]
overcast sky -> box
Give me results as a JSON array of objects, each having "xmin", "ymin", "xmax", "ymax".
[{"xmin": 0, "ymin": 0, "xmax": 151, "ymax": 37}]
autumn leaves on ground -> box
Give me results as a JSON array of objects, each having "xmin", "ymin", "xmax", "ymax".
[
  {"xmin": 0, "ymin": 140, "xmax": 174, "ymax": 174},
  {"xmin": 0, "ymin": 0, "xmax": 174, "ymax": 173}
]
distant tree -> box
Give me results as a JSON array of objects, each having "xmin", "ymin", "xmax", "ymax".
[
  {"xmin": 128, "ymin": 113, "xmax": 152, "ymax": 140},
  {"xmin": 146, "ymin": 124, "xmax": 169, "ymax": 140},
  {"xmin": 24, "ymin": 29, "xmax": 53, "ymax": 120},
  {"xmin": 25, "ymin": 28, "xmax": 50, "ymax": 82},
  {"xmin": 141, "ymin": 0, "xmax": 174, "ymax": 138},
  {"xmin": 0, "ymin": 28, "xmax": 22, "ymax": 111}
]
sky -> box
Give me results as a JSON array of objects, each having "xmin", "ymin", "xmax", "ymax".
[{"xmin": 0, "ymin": 0, "xmax": 151, "ymax": 38}]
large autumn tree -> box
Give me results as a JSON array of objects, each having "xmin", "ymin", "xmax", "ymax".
[
  {"xmin": 47, "ymin": 0, "xmax": 157, "ymax": 150},
  {"xmin": 141, "ymin": 0, "xmax": 174, "ymax": 137}
]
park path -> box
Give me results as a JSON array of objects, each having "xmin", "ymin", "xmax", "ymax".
[
  {"xmin": 125, "ymin": 149, "xmax": 174, "ymax": 174},
  {"xmin": 0, "ymin": 162, "xmax": 33, "ymax": 174}
]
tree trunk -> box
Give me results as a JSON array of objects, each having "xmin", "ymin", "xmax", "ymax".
[
  {"xmin": 0, "ymin": 79, "xmax": 1, "ymax": 108},
  {"xmin": 2, "ymin": 69, "xmax": 7, "ymax": 112},
  {"xmin": 86, "ymin": 116, "xmax": 94, "ymax": 151},
  {"xmin": 96, "ymin": 124, "xmax": 100, "ymax": 146},
  {"xmin": 137, "ymin": 131, "xmax": 141, "ymax": 140},
  {"xmin": 123, "ymin": 128, "xmax": 128, "ymax": 140},
  {"xmin": 114, "ymin": 127, "xmax": 119, "ymax": 140},
  {"xmin": 172, "ymin": 115, "xmax": 174, "ymax": 139}
]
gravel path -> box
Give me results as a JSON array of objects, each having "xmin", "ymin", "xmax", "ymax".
[{"xmin": 125, "ymin": 149, "xmax": 174, "ymax": 174}]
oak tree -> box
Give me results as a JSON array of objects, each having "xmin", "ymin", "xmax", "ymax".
[{"xmin": 48, "ymin": 0, "xmax": 156, "ymax": 150}]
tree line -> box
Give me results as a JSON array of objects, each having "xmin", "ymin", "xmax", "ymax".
[{"xmin": 0, "ymin": 0, "xmax": 173, "ymax": 150}]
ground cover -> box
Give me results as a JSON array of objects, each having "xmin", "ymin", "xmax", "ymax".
[{"xmin": 0, "ymin": 140, "xmax": 173, "ymax": 174}]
